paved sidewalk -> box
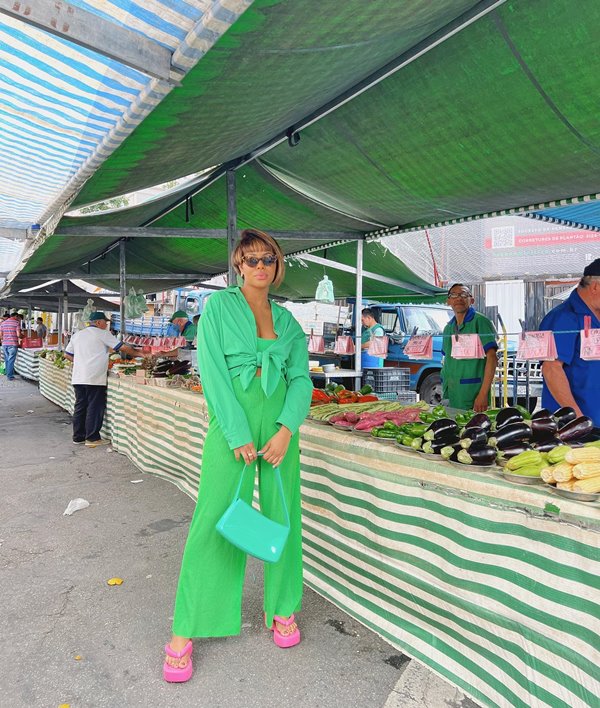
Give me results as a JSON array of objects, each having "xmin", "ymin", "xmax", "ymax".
[{"xmin": 0, "ymin": 377, "xmax": 479, "ymax": 708}]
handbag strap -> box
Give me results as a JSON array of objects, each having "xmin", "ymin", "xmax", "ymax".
[{"xmin": 232, "ymin": 454, "xmax": 290, "ymax": 528}]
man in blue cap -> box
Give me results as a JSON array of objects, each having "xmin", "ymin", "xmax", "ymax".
[
  {"xmin": 65, "ymin": 312, "xmax": 139, "ymax": 447},
  {"xmin": 166, "ymin": 310, "xmax": 196, "ymax": 346},
  {"xmin": 540, "ymin": 259, "xmax": 600, "ymax": 427}
]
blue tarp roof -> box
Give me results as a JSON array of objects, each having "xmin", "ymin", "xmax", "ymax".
[{"xmin": 527, "ymin": 200, "xmax": 600, "ymax": 232}]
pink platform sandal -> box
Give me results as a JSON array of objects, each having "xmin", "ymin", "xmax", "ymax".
[
  {"xmin": 163, "ymin": 640, "xmax": 193, "ymax": 683},
  {"xmin": 270, "ymin": 614, "xmax": 301, "ymax": 648}
]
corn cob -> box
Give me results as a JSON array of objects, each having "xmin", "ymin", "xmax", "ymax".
[
  {"xmin": 551, "ymin": 462, "xmax": 575, "ymax": 482},
  {"xmin": 540, "ymin": 466, "xmax": 556, "ymax": 484},
  {"xmin": 572, "ymin": 476, "xmax": 600, "ymax": 493},
  {"xmin": 556, "ymin": 480, "xmax": 576, "ymax": 490},
  {"xmin": 546, "ymin": 445, "xmax": 570, "ymax": 465},
  {"xmin": 565, "ymin": 447, "xmax": 600, "ymax": 465},
  {"xmin": 572, "ymin": 463, "xmax": 600, "ymax": 479}
]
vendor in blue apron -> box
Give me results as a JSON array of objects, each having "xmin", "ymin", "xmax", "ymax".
[
  {"xmin": 166, "ymin": 310, "xmax": 196, "ymax": 348},
  {"xmin": 361, "ymin": 308, "xmax": 385, "ymax": 369}
]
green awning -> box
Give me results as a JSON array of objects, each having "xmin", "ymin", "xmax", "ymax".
[{"xmin": 70, "ymin": 0, "xmax": 478, "ymax": 208}]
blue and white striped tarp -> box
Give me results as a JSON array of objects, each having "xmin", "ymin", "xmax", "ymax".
[{"xmin": 0, "ymin": 0, "xmax": 251, "ymax": 235}]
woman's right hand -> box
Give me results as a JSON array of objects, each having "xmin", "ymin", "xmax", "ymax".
[{"xmin": 234, "ymin": 442, "xmax": 258, "ymax": 465}]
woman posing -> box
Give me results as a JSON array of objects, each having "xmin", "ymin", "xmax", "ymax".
[{"xmin": 164, "ymin": 229, "xmax": 313, "ymax": 682}]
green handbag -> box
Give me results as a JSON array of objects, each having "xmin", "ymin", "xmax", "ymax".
[{"xmin": 216, "ymin": 456, "xmax": 290, "ymax": 563}]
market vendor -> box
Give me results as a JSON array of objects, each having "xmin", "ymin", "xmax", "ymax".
[
  {"xmin": 539, "ymin": 259, "xmax": 600, "ymax": 427},
  {"xmin": 166, "ymin": 310, "xmax": 196, "ymax": 347},
  {"xmin": 441, "ymin": 284, "xmax": 498, "ymax": 412},
  {"xmin": 361, "ymin": 308, "xmax": 385, "ymax": 369}
]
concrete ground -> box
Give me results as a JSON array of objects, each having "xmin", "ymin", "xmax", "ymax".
[{"xmin": 0, "ymin": 376, "xmax": 480, "ymax": 708}]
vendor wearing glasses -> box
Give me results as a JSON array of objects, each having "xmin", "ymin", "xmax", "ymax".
[{"xmin": 441, "ymin": 284, "xmax": 498, "ymax": 412}]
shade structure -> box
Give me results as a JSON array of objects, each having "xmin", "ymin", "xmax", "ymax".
[
  {"xmin": 0, "ymin": 279, "xmax": 118, "ymax": 312},
  {"xmin": 64, "ymin": 0, "xmax": 600, "ymax": 233},
  {"xmin": 526, "ymin": 199, "xmax": 600, "ymax": 232}
]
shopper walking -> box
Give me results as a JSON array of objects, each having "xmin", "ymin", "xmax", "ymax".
[
  {"xmin": 0, "ymin": 311, "xmax": 22, "ymax": 380},
  {"xmin": 64, "ymin": 312, "xmax": 139, "ymax": 447},
  {"xmin": 164, "ymin": 229, "xmax": 313, "ymax": 683}
]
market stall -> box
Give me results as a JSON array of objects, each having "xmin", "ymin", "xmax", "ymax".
[
  {"xmin": 0, "ymin": 347, "xmax": 44, "ymax": 381},
  {"xmin": 38, "ymin": 359, "xmax": 599, "ymax": 708}
]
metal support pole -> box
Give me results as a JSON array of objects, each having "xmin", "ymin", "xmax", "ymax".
[
  {"xmin": 63, "ymin": 279, "xmax": 69, "ymax": 345},
  {"xmin": 119, "ymin": 240, "xmax": 127, "ymax": 341},
  {"xmin": 354, "ymin": 239, "xmax": 364, "ymax": 390},
  {"xmin": 226, "ymin": 169, "xmax": 237, "ymax": 286},
  {"xmin": 57, "ymin": 297, "xmax": 63, "ymax": 351}
]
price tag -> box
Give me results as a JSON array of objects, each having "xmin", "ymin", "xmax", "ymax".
[
  {"xmin": 517, "ymin": 331, "xmax": 558, "ymax": 360},
  {"xmin": 580, "ymin": 328, "xmax": 600, "ymax": 360},
  {"xmin": 404, "ymin": 334, "xmax": 433, "ymax": 360},
  {"xmin": 451, "ymin": 334, "xmax": 485, "ymax": 359}
]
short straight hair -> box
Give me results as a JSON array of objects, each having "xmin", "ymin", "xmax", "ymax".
[
  {"xmin": 362, "ymin": 307, "xmax": 378, "ymax": 320},
  {"xmin": 231, "ymin": 228, "xmax": 285, "ymax": 288},
  {"xmin": 447, "ymin": 283, "xmax": 472, "ymax": 296}
]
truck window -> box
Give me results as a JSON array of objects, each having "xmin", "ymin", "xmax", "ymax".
[
  {"xmin": 378, "ymin": 311, "xmax": 398, "ymax": 333},
  {"xmin": 403, "ymin": 307, "xmax": 451, "ymax": 335}
]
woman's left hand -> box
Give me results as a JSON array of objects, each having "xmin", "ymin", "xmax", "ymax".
[{"xmin": 260, "ymin": 426, "xmax": 292, "ymax": 467}]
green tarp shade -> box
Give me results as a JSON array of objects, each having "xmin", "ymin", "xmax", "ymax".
[
  {"xmin": 10, "ymin": 237, "xmax": 443, "ymax": 301},
  {"xmin": 258, "ymin": 0, "xmax": 600, "ymax": 229},
  {"xmin": 69, "ymin": 0, "xmax": 600, "ymax": 234},
  {"xmin": 59, "ymin": 162, "xmax": 370, "ymax": 232},
  {"xmin": 70, "ymin": 0, "xmax": 477, "ymax": 208},
  {"xmin": 279, "ymin": 241, "xmax": 444, "ymax": 301}
]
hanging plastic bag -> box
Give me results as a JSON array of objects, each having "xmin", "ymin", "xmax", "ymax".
[
  {"xmin": 124, "ymin": 288, "xmax": 147, "ymax": 319},
  {"xmin": 315, "ymin": 274, "xmax": 335, "ymax": 303},
  {"xmin": 451, "ymin": 334, "xmax": 485, "ymax": 359},
  {"xmin": 308, "ymin": 330, "xmax": 325, "ymax": 354},
  {"xmin": 81, "ymin": 298, "xmax": 95, "ymax": 323},
  {"xmin": 580, "ymin": 316, "xmax": 600, "ymax": 360},
  {"xmin": 404, "ymin": 334, "xmax": 433, "ymax": 360},
  {"xmin": 333, "ymin": 335, "xmax": 355, "ymax": 355},
  {"xmin": 517, "ymin": 331, "xmax": 558, "ymax": 360},
  {"xmin": 367, "ymin": 335, "xmax": 389, "ymax": 358}
]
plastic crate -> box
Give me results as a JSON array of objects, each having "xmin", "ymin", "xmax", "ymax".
[
  {"xmin": 373, "ymin": 391, "xmax": 419, "ymax": 404},
  {"xmin": 363, "ymin": 367, "xmax": 410, "ymax": 393}
]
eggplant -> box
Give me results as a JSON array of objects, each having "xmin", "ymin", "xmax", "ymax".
[
  {"xmin": 530, "ymin": 417, "xmax": 559, "ymax": 441},
  {"xmin": 422, "ymin": 439, "xmax": 457, "ymax": 455},
  {"xmin": 532, "ymin": 408, "xmax": 552, "ymax": 421},
  {"xmin": 557, "ymin": 416, "xmax": 594, "ymax": 443},
  {"xmin": 553, "ymin": 406, "xmax": 578, "ymax": 430},
  {"xmin": 464, "ymin": 413, "xmax": 492, "ymax": 432},
  {"xmin": 496, "ymin": 443, "xmax": 532, "ymax": 459},
  {"xmin": 532, "ymin": 438, "xmax": 561, "ymax": 453},
  {"xmin": 440, "ymin": 443, "xmax": 462, "ymax": 462},
  {"xmin": 423, "ymin": 418, "xmax": 459, "ymax": 442},
  {"xmin": 495, "ymin": 407, "xmax": 524, "ymax": 430},
  {"xmin": 488, "ymin": 422, "xmax": 533, "ymax": 449},
  {"xmin": 459, "ymin": 427, "xmax": 489, "ymax": 450},
  {"xmin": 457, "ymin": 446, "xmax": 497, "ymax": 466}
]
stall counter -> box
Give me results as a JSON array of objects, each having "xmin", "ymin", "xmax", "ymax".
[{"xmin": 37, "ymin": 361, "xmax": 600, "ymax": 708}]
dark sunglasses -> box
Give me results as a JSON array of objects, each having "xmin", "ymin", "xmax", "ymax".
[{"xmin": 243, "ymin": 255, "xmax": 277, "ymax": 267}]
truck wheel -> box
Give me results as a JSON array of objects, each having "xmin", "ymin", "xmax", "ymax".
[{"xmin": 419, "ymin": 373, "xmax": 443, "ymax": 406}]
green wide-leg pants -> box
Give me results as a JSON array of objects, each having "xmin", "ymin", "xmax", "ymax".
[{"xmin": 172, "ymin": 376, "xmax": 303, "ymax": 637}]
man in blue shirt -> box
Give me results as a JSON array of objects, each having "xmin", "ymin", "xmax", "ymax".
[{"xmin": 540, "ymin": 259, "xmax": 600, "ymax": 426}]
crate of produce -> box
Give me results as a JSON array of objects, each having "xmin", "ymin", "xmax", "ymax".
[
  {"xmin": 397, "ymin": 391, "xmax": 418, "ymax": 405},
  {"xmin": 363, "ymin": 367, "xmax": 410, "ymax": 393}
]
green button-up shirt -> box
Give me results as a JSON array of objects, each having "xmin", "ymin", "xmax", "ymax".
[{"xmin": 197, "ymin": 287, "xmax": 313, "ymax": 449}]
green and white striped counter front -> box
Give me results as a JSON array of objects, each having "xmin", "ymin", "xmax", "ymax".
[
  {"xmin": 37, "ymin": 365, "xmax": 600, "ymax": 708},
  {"xmin": 0, "ymin": 347, "xmax": 42, "ymax": 381}
]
